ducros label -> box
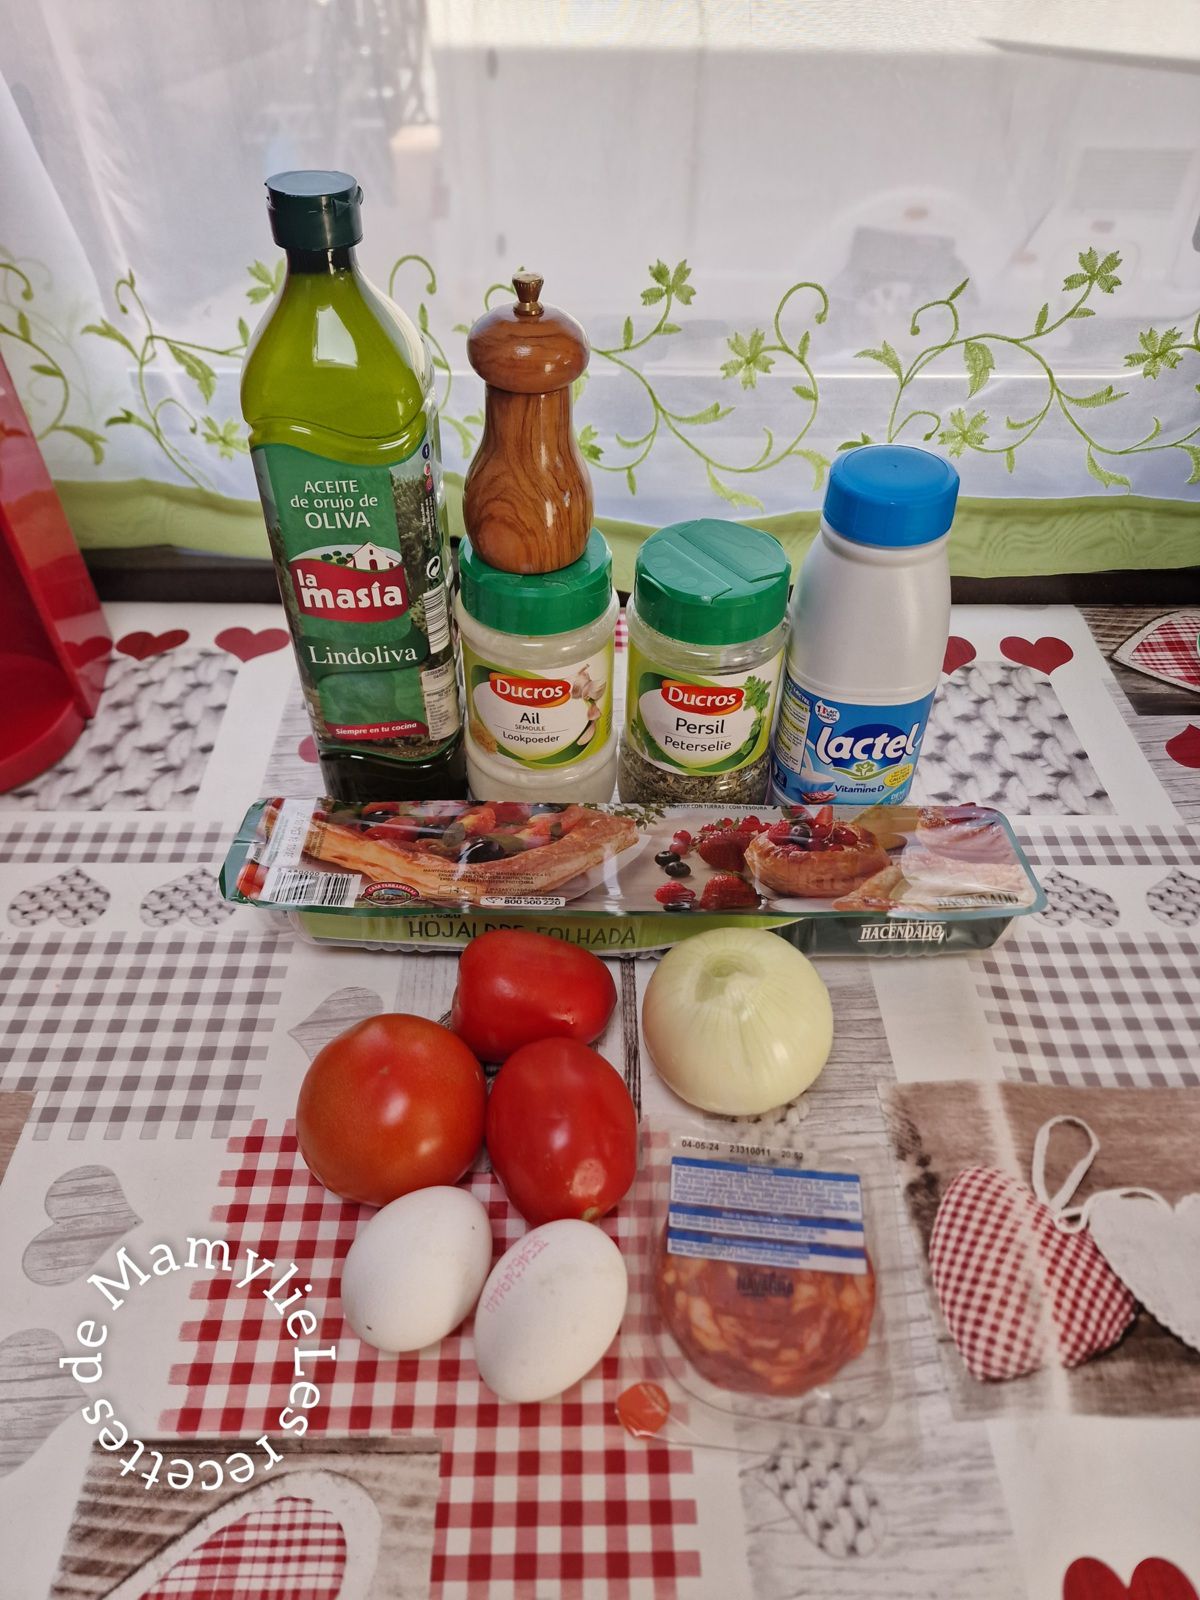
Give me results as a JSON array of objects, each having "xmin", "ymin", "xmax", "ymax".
[
  {"xmin": 252, "ymin": 415, "xmax": 461, "ymax": 753},
  {"xmin": 462, "ymin": 642, "xmax": 613, "ymax": 768},
  {"xmin": 626, "ymin": 643, "xmax": 783, "ymax": 775},
  {"xmin": 770, "ymin": 676, "xmax": 936, "ymax": 805}
]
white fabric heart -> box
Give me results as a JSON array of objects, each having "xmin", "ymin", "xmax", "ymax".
[{"xmin": 1087, "ymin": 1192, "xmax": 1200, "ymax": 1356}]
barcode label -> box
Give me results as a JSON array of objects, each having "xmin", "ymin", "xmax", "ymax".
[
  {"xmin": 480, "ymin": 894, "xmax": 567, "ymax": 909},
  {"xmin": 269, "ymin": 797, "xmax": 319, "ymax": 869},
  {"xmin": 423, "ymin": 583, "xmax": 451, "ymax": 653},
  {"xmin": 932, "ymin": 891, "xmax": 1024, "ymax": 909},
  {"xmin": 261, "ymin": 866, "xmax": 361, "ymax": 907}
]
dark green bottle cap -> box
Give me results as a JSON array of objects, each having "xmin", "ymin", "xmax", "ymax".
[
  {"xmin": 633, "ymin": 518, "xmax": 789, "ymax": 646},
  {"xmin": 266, "ymin": 171, "xmax": 363, "ymax": 251},
  {"xmin": 459, "ymin": 530, "xmax": 613, "ymax": 637}
]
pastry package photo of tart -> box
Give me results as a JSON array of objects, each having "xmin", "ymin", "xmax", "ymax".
[
  {"xmin": 743, "ymin": 807, "xmax": 890, "ymax": 901},
  {"xmin": 259, "ymin": 797, "xmax": 639, "ymax": 907}
]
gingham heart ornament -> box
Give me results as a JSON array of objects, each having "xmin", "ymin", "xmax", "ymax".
[{"xmin": 929, "ymin": 1117, "xmax": 1136, "ymax": 1381}]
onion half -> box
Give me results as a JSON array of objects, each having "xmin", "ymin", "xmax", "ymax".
[{"xmin": 641, "ymin": 929, "xmax": 833, "ymax": 1115}]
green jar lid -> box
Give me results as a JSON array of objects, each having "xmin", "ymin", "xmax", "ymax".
[
  {"xmin": 633, "ymin": 518, "xmax": 789, "ymax": 646},
  {"xmin": 459, "ymin": 529, "xmax": 613, "ymax": 637}
]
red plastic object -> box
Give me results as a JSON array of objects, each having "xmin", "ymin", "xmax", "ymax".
[{"xmin": 0, "ymin": 352, "xmax": 109, "ymax": 790}]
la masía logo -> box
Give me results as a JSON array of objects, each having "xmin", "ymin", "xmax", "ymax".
[{"xmin": 814, "ymin": 720, "xmax": 922, "ymax": 771}]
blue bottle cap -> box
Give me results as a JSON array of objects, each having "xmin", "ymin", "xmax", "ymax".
[{"xmin": 822, "ymin": 445, "xmax": 959, "ymax": 548}]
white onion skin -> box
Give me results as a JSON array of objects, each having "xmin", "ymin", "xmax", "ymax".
[{"xmin": 641, "ymin": 929, "xmax": 833, "ymax": 1115}]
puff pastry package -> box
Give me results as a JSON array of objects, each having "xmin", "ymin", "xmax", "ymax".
[
  {"xmin": 618, "ymin": 1125, "xmax": 916, "ymax": 1460},
  {"xmin": 221, "ymin": 795, "xmax": 1043, "ymax": 955}
]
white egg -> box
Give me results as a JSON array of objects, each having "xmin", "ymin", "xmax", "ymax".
[
  {"xmin": 340, "ymin": 1186, "xmax": 493, "ymax": 1353},
  {"xmin": 473, "ymin": 1219, "xmax": 628, "ymax": 1403}
]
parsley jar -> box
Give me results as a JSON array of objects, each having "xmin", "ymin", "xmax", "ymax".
[
  {"xmin": 618, "ymin": 519, "xmax": 789, "ymax": 805},
  {"xmin": 456, "ymin": 530, "xmax": 618, "ymax": 801}
]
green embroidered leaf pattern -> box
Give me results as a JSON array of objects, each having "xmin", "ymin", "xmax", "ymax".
[
  {"xmin": 721, "ymin": 328, "xmax": 774, "ymax": 388},
  {"xmin": 705, "ymin": 461, "xmax": 763, "ymax": 510},
  {"xmin": 166, "ymin": 342, "xmax": 217, "ymax": 404},
  {"xmin": 1063, "ymin": 248, "xmax": 1121, "ymax": 295},
  {"xmin": 938, "ymin": 408, "xmax": 988, "ymax": 457},
  {"xmin": 82, "ymin": 318, "xmax": 138, "ymax": 356},
  {"xmin": 856, "ymin": 341, "xmax": 903, "ymax": 380},
  {"xmin": 1085, "ymin": 448, "xmax": 1131, "ymax": 490},
  {"xmin": 59, "ymin": 424, "xmax": 105, "ymax": 464},
  {"xmin": 1124, "ymin": 327, "xmax": 1184, "ymax": 379},
  {"xmin": 672, "ymin": 401, "xmax": 731, "ymax": 425},
  {"xmin": 200, "ymin": 415, "xmax": 249, "ymax": 459},
  {"xmin": 963, "ymin": 340, "xmax": 994, "ymax": 397},
  {"xmin": 11, "ymin": 239, "xmax": 1200, "ymax": 502},
  {"xmin": 246, "ymin": 259, "xmax": 284, "ymax": 304},
  {"xmin": 577, "ymin": 423, "xmax": 603, "ymax": 463},
  {"xmin": 791, "ymin": 447, "xmax": 829, "ymax": 488},
  {"xmin": 1061, "ymin": 385, "xmax": 1127, "ymax": 408}
]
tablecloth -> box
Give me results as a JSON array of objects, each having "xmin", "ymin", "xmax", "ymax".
[{"xmin": 1, "ymin": 602, "xmax": 1198, "ymax": 1600}]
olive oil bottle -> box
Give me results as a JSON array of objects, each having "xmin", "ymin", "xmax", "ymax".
[{"xmin": 242, "ymin": 170, "xmax": 465, "ymax": 800}]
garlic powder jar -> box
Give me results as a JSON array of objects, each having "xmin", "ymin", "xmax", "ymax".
[{"xmin": 456, "ymin": 530, "xmax": 619, "ymax": 801}]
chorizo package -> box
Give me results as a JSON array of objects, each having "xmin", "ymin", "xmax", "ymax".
[{"xmin": 620, "ymin": 1125, "xmax": 916, "ymax": 1458}]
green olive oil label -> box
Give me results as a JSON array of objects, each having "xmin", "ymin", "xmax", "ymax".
[
  {"xmin": 625, "ymin": 642, "xmax": 784, "ymax": 775},
  {"xmin": 253, "ymin": 428, "xmax": 461, "ymax": 752},
  {"xmin": 462, "ymin": 640, "xmax": 613, "ymax": 768}
]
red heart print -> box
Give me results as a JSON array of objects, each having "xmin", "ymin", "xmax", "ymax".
[
  {"xmin": 929, "ymin": 1167, "xmax": 1136, "ymax": 1382},
  {"xmin": 1000, "ymin": 635, "xmax": 1074, "ymax": 674},
  {"xmin": 1065, "ymin": 1558, "xmax": 1136, "ymax": 1600},
  {"xmin": 215, "ymin": 626, "xmax": 290, "ymax": 662},
  {"xmin": 116, "ymin": 629, "xmax": 189, "ymax": 661},
  {"xmin": 66, "ymin": 636, "xmax": 112, "ymax": 668},
  {"xmin": 1165, "ymin": 725, "xmax": 1200, "ymax": 770},
  {"xmin": 298, "ymin": 736, "xmax": 319, "ymax": 764},
  {"xmin": 139, "ymin": 1494, "xmax": 346, "ymax": 1599},
  {"xmin": 1064, "ymin": 1557, "xmax": 1199, "ymax": 1600},
  {"xmin": 943, "ymin": 636, "xmax": 976, "ymax": 674}
]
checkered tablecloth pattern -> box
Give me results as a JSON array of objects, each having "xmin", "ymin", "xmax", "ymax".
[
  {"xmin": 1015, "ymin": 822, "xmax": 1200, "ymax": 870},
  {"xmin": 162, "ymin": 1123, "xmax": 701, "ymax": 1600},
  {"xmin": 1123, "ymin": 614, "xmax": 1200, "ymax": 692},
  {"xmin": 141, "ymin": 1495, "xmax": 345, "ymax": 1599},
  {"xmin": 0, "ymin": 932, "xmax": 287, "ymax": 1138},
  {"xmin": 0, "ymin": 817, "xmax": 230, "ymax": 865},
  {"xmin": 975, "ymin": 930, "xmax": 1200, "ymax": 1087}
]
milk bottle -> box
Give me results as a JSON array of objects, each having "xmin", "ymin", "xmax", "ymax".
[{"xmin": 769, "ymin": 445, "xmax": 958, "ymax": 807}]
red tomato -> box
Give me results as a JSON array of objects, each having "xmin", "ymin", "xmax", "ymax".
[
  {"xmin": 449, "ymin": 929, "xmax": 617, "ymax": 1062},
  {"xmin": 296, "ymin": 1014, "xmax": 485, "ymax": 1206},
  {"xmin": 486, "ymin": 1038, "xmax": 638, "ymax": 1225}
]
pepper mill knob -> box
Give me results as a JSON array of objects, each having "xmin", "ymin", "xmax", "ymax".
[
  {"xmin": 463, "ymin": 272, "xmax": 594, "ymax": 574},
  {"xmin": 512, "ymin": 272, "xmax": 544, "ymax": 318}
]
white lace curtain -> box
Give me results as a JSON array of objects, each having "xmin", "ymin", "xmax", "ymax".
[{"xmin": 2, "ymin": 0, "xmax": 1198, "ymax": 561}]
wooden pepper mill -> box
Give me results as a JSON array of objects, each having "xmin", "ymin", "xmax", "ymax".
[{"xmin": 463, "ymin": 272, "xmax": 593, "ymax": 574}]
